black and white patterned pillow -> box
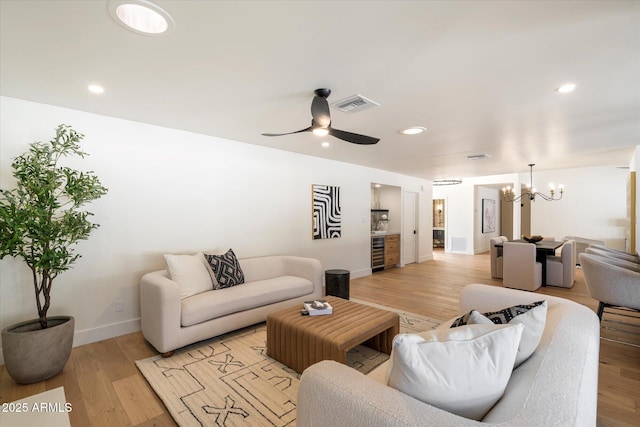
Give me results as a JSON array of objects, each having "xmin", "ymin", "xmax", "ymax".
[
  {"xmin": 451, "ymin": 301, "xmax": 546, "ymax": 327},
  {"xmin": 204, "ymin": 249, "xmax": 245, "ymax": 289}
]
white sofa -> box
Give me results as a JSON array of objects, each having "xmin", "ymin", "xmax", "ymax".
[
  {"xmin": 298, "ymin": 284, "xmax": 600, "ymax": 426},
  {"xmin": 140, "ymin": 255, "xmax": 323, "ymax": 355}
]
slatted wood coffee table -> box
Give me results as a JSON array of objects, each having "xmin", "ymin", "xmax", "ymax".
[{"xmin": 266, "ymin": 296, "xmax": 400, "ymax": 373}]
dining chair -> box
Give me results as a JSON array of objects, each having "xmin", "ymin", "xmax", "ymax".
[
  {"xmin": 489, "ymin": 236, "xmax": 508, "ymax": 279},
  {"xmin": 502, "ymin": 242, "xmax": 542, "ymax": 291},
  {"xmin": 545, "ymin": 240, "xmax": 575, "ymax": 288}
]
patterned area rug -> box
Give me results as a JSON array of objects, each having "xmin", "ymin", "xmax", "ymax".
[{"xmin": 136, "ymin": 303, "xmax": 441, "ymax": 426}]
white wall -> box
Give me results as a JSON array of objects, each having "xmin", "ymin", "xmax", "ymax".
[
  {"xmin": 433, "ymin": 183, "xmax": 473, "ymax": 253},
  {"xmin": 0, "ymin": 97, "xmax": 433, "ymax": 361},
  {"xmin": 530, "ymin": 166, "xmax": 629, "ymax": 249}
]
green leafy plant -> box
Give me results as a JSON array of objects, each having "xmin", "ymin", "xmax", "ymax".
[{"xmin": 0, "ymin": 125, "xmax": 108, "ymax": 329}]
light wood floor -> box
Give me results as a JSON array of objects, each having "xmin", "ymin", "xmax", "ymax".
[{"xmin": 1, "ymin": 250, "xmax": 638, "ymax": 426}]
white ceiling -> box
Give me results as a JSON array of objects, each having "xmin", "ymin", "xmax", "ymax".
[{"xmin": 1, "ymin": 0, "xmax": 639, "ymax": 180}]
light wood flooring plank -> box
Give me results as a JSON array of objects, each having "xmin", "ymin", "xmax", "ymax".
[{"xmin": 112, "ymin": 375, "xmax": 165, "ymax": 425}]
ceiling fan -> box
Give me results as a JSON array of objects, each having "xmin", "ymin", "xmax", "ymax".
[{"xmin": 262, "ymin": 88, "xmax": 380, "ymax": 145}]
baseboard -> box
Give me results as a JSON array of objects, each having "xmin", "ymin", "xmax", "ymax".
[
  {"xmin": 350, "ymin": 268, "xmax": 372, "ymax": 279},
  {"xmin": 0, "ymin": 318, "xmax": 142, "ymax": 366},
  {"xmin": 74, "ymin": 318, "xmax": 141, "ymax": 347}
]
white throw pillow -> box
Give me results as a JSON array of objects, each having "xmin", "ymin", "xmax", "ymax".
[
  {"xmin": 467, "ymin": 301, "xmax": 547, "ymax": 367},
  {"xmin": 164, "ymin": 253, "xmax": 214, "ymax": 299},
  {"xmin": 388, "ymin": 324, "xmax": 523, "ymax": 421}
]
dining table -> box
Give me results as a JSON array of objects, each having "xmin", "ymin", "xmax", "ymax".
[{"xmin": 494, "ymin": 239, "xmax": 564, "ymax": 286}]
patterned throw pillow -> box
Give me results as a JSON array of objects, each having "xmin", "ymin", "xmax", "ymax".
[
  {"xmin": 204, "ymin": 249, "xmax": 245, "ymax": 289},
  {"xmin": 450, "ymin": 301, "xmax": 546, "ymax": 327}
]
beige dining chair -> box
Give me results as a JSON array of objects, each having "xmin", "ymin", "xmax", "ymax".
[
  {"xmin": 502, "ymin": 242, "xmax": 542, "ymax": 291},
  {"xmin": 489, "ymin": 236, "xmax": 508, "ymax": 279},
  {"xmin": 546, "ymin": 240, "xmax": 576, "ymax": 288}
]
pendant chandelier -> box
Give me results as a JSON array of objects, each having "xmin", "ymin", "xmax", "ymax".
[{"xmin": 503, "ymin": 164, "xmax": 564, "ymax": 202}]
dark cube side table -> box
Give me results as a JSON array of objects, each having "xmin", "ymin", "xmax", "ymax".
[{"xmin": 325, "ymin": 269, "xmax": 350, "ymax": 300}]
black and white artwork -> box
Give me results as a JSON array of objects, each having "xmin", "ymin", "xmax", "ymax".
[
  {"xmin": 312, "ymin": 184, "xmax": 341, "ymax": 239},
  {"xmin": 482, "ymin": 198, "xmax": 496, "ymax": 234}
]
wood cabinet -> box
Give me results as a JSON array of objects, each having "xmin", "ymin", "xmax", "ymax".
[{"xmin": 384, "ymin": 234, "xmax": 400, "ymax": 269}]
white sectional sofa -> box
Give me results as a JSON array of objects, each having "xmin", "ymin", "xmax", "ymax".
[
  {"xmin": 298, "ymin": 284, "xmax": 600, "ymax": 426},
  {"xmin": 140, "ymin": 255, "xmax": 323, "ymax": 355}
]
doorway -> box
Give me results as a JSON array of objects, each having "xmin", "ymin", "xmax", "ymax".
[
  {"xmin": 403, "ymin": 191, "xmax": 418, "ymax": 264},
  {"xmin": 433, "ymin": 199, "xmax": 445, "ymax": 249}
]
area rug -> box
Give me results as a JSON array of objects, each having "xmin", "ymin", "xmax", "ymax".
[{"xmin": 136, "ymin": 304, "xmax": 441, "ymax": 427}]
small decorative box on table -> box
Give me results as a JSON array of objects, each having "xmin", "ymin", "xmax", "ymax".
[{"xmin": 266, "ymin": 296, "xmax": 399, "ymax": 373}]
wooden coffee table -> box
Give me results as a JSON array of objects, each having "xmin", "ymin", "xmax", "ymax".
[{"xmin": 266, "ymin": 296, "xmax": 399, "ymax": 373}]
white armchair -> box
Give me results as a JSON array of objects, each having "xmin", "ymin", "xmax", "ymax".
[
  {"xmin": 503, "ymin": 242, "xmax": 542, "ymax": 291},
  {"xmin": 579, "ymin": 253, "xmax": 640, "ymax": 321},
  {"xmin": 490, "ymin": 236, "xmax": 508, "ymax": 279},
  {"xmin": 546, "ymin": 240, "xmax": 576, "ymax": 288}
]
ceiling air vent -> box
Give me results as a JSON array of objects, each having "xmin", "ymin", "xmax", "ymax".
[
  {"xmin": 465, "ymin": 154, "xmax": 492, "ymax": 160},
  {"xmin": 332, "ymin": 94, "xmax": 380, "ymax": 113}
]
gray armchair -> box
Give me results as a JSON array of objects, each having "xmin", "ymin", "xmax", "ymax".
[
  {"xmin": 579, "ymin": 253, "xmax": 640, "ymax": 321},
  {"xmin": 587, "ymin": 244, "xmax": 639, "ymax": 264}
]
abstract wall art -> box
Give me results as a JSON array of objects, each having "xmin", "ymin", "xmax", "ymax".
[
  {"xmin": 482, "ymin": 198, "xmax": 496, "ymax": 234},
  {"xmin": 312, "ymin": 184, "xmax": 341, "ymax": 239}
]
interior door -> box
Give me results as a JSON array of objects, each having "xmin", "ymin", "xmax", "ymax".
[{"xmin": 403, "ymin": 191, "xmax": 418, "ymax": 264}]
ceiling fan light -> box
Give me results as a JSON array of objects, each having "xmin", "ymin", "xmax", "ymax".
[{"xmin": 313, "ymin": 127, "xmax": 329, "ymax": 136}]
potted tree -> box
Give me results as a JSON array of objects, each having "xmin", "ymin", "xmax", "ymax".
[{"xmin": 0, "ymin": 124, "xmax": 107, "ymax": 384}]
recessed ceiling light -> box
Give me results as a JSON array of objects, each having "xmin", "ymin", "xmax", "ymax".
[
  {"xmin": 556, "ymin": 83, "xmax": 577, "ymax": 93},
  {"xmin": 400, "ymin": 126, "xmax": 426, "ymax": 135},
  {"xmin": 88, "ymin": 84, "xmax": 105, "ymax": 94},
  {"xmin": 108, "ymin": 0, "xmax": 175, "ymax": 35},
  {"xmin": 321, "ymin": 141, "xmax": 330, "ymax": 148}
]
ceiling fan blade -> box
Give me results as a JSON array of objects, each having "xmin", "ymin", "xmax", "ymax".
[
  {"xmin": 311, "ymin": 95, "xmax": 331, "ymax": 127},
  {"xmin": 328, "ymin": 128, "xmax": 380, "ymax": 145},
  {"xmin": 262, "ymin": 126, "xmax": 312, "ymax": 137}
]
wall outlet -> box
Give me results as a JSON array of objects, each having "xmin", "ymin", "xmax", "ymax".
[{"xmin": 115, "ymin": 300, "xmax": 123, "ymax": 312}]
